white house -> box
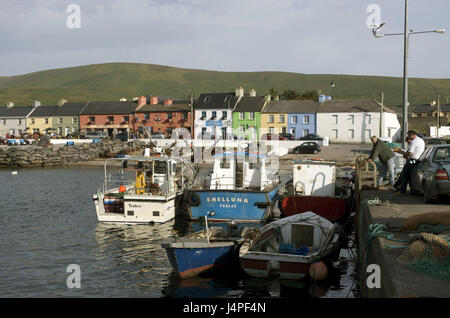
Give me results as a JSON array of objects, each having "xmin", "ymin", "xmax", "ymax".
[
  {"xmin": 0, "ymin": 102, "xmax": 35, "ymax": 137},
  {"xmin": 193, "ymin": 89, "xmax": 242, "ymax": 140},
  {"xmin": 316, "ymin": 98, "xmax": 401, "ymax": 143}
]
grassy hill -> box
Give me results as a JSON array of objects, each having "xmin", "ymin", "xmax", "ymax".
[{"xmin": 0, "ymin": 62, "xmax": 449, "ymax": 106}]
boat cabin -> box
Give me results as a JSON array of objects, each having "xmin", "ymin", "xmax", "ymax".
[{"xmin": 292, "ymin": 159, "xmax": 336, "ymax": 196}]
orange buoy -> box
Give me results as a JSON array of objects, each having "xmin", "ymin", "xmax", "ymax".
[
  {"xmin": 119, "ymin": 185, "xmax": 126, "ymax": 193},
  {"xmin": 308, "ymin": 261, "xmax": 328, "ymax": 281}
]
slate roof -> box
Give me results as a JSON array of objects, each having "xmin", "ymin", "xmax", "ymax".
[
  {"xmin": 53, "ymin": 102, "xmax": 89, "ymax": 116},
  {"xmin": 29, "ymin": 105, "xmax": 59, "ymax": 117},
  {"xmin": 234, "ymin": 97, "xmax": 266, "ymax": 112},
  {"xmin": 135, "ymin": 103, "xmax": 191, "ymax": 113},
  {"xmin": 0, "ymin": 106, "xmax": 35, "ymax": 118},
  {"xmin": 80, "ymin": 101, "xmax": 138, "ymax": 115},
  {"xmin": 262, "ymin": 100, "xmax": 319, "ymax": 114},
  {"xmin": 194, "ymin": 93, "xmax": 239, "ymax": 110},
  {"xmin": 316, "ymin": 99, "xmax": 395, "ymax": 113}
]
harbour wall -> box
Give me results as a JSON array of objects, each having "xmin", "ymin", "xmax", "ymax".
[{"xmin": 0, "ymin": 140, "xmax": 145, "ymax": 168}]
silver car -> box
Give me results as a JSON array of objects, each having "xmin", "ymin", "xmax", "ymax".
[{"xmin": 410, "ymin": 145, "xmax": 450, "ymax": 202}]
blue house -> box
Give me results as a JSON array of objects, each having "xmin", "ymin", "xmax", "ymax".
[{"xmin": 265, "ymin": 100, "xmax": 318, "ymax": 139}]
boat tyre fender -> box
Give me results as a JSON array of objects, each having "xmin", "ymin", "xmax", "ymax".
[{"xmin": 185, "ymin": 190, "xmax": 201, "ymax": 207}]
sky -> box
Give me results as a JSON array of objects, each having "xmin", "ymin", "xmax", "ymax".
[{"xmin": 0, "ymin": 0, "xmax": 448, "ymax": 78}]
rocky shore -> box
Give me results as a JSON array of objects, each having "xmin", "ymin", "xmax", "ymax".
[{"xmin": 0, "ymin": 140, "xmax": 146, "ymax": 168}]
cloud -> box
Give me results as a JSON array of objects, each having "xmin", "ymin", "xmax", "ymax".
[{"xmin": 0, "ymin": 0, "xmax": 448, "ymax": 77}]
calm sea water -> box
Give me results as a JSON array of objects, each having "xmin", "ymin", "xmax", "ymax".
[{"xmin": 0, "ymin": 166, "xmax": 356, "ymax": 298}]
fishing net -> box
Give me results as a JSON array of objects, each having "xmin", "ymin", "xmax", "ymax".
[{"xmin": 397, "ymin": 231, "xmax": 450, "ymax": 280}]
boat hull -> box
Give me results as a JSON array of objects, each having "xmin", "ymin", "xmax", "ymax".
[
  {"xmin": 164, "ymin": 244, "xmax": 235, "ymax": 278},
  {"xmin": 187, "ymin": 186, "xmax": 279, "ymax": 222},
  {"xmin": 241, "ymin": 257, "xmax": 311, "ymax": 280},
  {"xmin": 280, "ymin": 196, "xmax": 347, "ymax": 222}
]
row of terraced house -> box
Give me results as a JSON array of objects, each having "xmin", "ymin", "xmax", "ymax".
[{"xmin": 0, "ymin": 87, "xmax": 402, "ymax": 142}]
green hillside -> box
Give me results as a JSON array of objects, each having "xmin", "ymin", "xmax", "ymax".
[{"xmin": 0, "ymin": 62, "xmax": 449, "ymax": 106}]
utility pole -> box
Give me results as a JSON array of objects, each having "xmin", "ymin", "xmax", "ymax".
[
  {"xmin": 436, "ymin": 92, "xmax": 441, "ymax": 138},
  {"xmin": 401, "ymin": 0, "xmax": 409, "ymax": 148},
  {"xmin": 380, "ymin": 92, "xmax": 384, "ymax": 137},
  {"xmin": 190, "ymin": 93, "xmax": 194, "ymax": 139}
]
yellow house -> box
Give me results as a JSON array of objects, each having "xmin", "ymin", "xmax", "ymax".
[
  {"xmin": 260, "ymin": 101, "xmax": 288, "ymax": 136},
  {"xmin": 27, "ymin": 106, "xmax": 58, "ymax": 134}
]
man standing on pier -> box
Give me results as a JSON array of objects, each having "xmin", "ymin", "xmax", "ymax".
[
  {"xmin": 367, "ymin": 136, "xmax": 396, "ymax": 189},
  {"xmin": 393, "ymin": 130, "xmax": 425, "ymax": 194}
]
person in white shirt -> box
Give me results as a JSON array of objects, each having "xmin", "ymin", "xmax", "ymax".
[{"xmin": 393, "ymin": 130, "xmax": 425, "ymax": 193}]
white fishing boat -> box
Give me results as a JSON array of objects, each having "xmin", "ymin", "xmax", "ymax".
[
  {"xmin": 240, "ymin": 212, "xmax": 341, "ymax": 279},
  {"xmin": 93, "ymin": 156, "xmax": 196, "ymax": 224}
]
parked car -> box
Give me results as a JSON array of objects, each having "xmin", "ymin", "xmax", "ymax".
[
  {"xmin": 85, "ymin": 131, "xmax": 107, "ymax": 139},
  {"xmin": 114, "ymin": 132, "xmax": 129, "ymax": 142},
  {"xmin": 0, "ymin": 137, "xmax": 7, "ymax": 145},
  {"xmin": 410, "ymin": 144, "xmax": 450, "ymax": 202},
  {"xmin": 423, "ymin": 137, "xmax": 446, "ymax": 147},
  {"xmin": 279, "ymin": 133, "xmax": 295, "ymax": 140},
  {"xmin": 66, "ymin": 133, "xmax": 86, "ymax": 139},
  {"xmin": 291, "ymin": 142, "xmax": 321, "ymax": 154},
  {"xmin": 261, "ymin": 133, "xmax": 288, "ymax": 141},
  {"xmin": 298, "ymin": 134, "xmax": 323, "ymax": 141},
  {"xmin": 151, "ymin": 132, "xmax": 166, "ymax": 139}
]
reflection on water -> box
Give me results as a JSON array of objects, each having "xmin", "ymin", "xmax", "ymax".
[{"xmin": 0, "ymin": 167, "xmax": 355, "ymax": 298}]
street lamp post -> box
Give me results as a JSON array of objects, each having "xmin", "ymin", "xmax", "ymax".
[{"xmin": 372, "ymin": 0, "xmax": 445, "ymax": 147}]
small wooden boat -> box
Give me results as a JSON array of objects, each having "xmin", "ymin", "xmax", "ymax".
[
  {"xmin": 240, "ymin": 212, "xmax": 340, "ymax": 280},
  {"xmin": 163, "ymin": 222, "xmax": 258, "ymax": 278}
]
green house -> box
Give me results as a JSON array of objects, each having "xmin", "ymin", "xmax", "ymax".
[
  {"xmin": 52, "ymin": 102, "xmax": 89, "ymax": 136},
  {"xmin": 232, "ymin": 97, "xmax": 268, "ymax": 140}
]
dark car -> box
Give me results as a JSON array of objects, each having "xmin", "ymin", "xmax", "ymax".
[
  {"xmin": 423, "ymin": 137, "xmax": 446, "ymax": 147},
  {"xmin": 299, "ymin": 134, "xmax": 323, "ymax": 141},
  {"xmin": 261, "ymin": 133, "xmax": 288, "ymax": 141},
  {"xmin": 279, "ymin": 133, "xmax": 295, "ymax": 140},
  {"xmin": 291, "ymin": 142, "xmax": 321, "ymax": 154},
  {"xmin": 410, "ymin": 144, "xmax": 450, "ymax": 202},
  {"xmin": 114, "ymin": 132, "xmax": 129, "ymax": 142},
  {"xmin": 0, "ymin": 137, "xmax": 7, "ymax": 145}
]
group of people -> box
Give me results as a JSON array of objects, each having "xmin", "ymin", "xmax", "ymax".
[{"xmin": 368, "ymin": 130, "xmax": 425, "ymax": 194}]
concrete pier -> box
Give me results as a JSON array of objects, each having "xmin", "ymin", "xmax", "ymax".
[{"xmin": 357, "ymin": 189, "xmax": 450, "ymax": 297}]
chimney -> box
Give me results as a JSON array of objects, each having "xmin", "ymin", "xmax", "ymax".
[
  {"xmin": 164, "ymin": 99, "xmax": 173, "ymax": 105},
  {"xmin": 431, "ymin": 100, "xmax": 437, "ymax": 107},
  {"xmin": 249, "ymin": 89, "xmax": 256, "ymax": 97},
  {"xmin": 6, "ymin": 101, "xmax": 14, "ymax": 108},
  {"xmin": 265, "ymin": 94, "xmax": 271, "ymax": 103},
  {"xmin": 274, "ymin": 95, "xmax": 280, "ymax": 101},
  {"xmin": 235, "ymin": 86, "xmax": 245, "ymax": 98},
  {"xmin": 150, "ymin": 96, "xmax": 159, "ymax": 105},
  {"xmin": 138, "ymin": 96, "xmax": 147, "ymax": 107},
  {"xmin": 318, "ymin": 94, "xmax": 326, "ymax": 103},
  {"xmin": 57, "ymin": 99, "xmax": 66, "ymax": 107}
]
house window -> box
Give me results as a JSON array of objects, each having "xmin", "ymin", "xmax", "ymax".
[
  {"xmin": 167, "ymin": 113, "xmax": 172, "ymax": 120},
  {"xmin": 201, "ymin": 127, "xmax": 206, "ymax": 136},
  {"xmin": 239, "ymin": 112, "xmax": 245, "ymax": 120},
  {"xmin": 182, "ymin": 113, "xmax": 188, "ymax": 120},
  {"xmin": 33, "ymin": 128, "xmax": 39, "ymax": 133},
  {"xmin": 239, "ymin": 125, "xmax": 245, "ymax": 134},
  {"xmin": 123, "ymin": 116, "xmax": 129, "ymax": 123},
  {"xmin": 89, "ymin": 116, "xmax": 95, "ymax": 124},
  {"xmin": 18, "ymin": 119, "xmax": 22, "ymax": 125},
  {"xmin": 10, "ymin": 129, "xmax": 15, "ymax": 135},
  {"xmin": 291, "ymin": 116, "xmax": 297, "ymax": 124},
  {"xmin": 303, "ymin": 115, "xmax": 310, "ymax": 124},
  {"xmin": 58, "ymin": 127, "xmax": 62, "ymax": 135},
  {"xmin": 332, "ymin": 129, "xmax": 338, "ymax": 139},
  {"xmin": 367, "ymin": 114, "xmax": 371, "ymax": 124},
  {"xmin": 332, "ymin": 115, "xmax": 338, "ymax": 125},
  {"xmin": 211, "ymin": 111, "xmax": 217, "ymax": 119},
  {"xmin": 248, "ymin": 112, "xmax": 255, "ymax": 120},
  {"xmin": 72, "ymin": 117, "xmax": 77, "ymax": 124},
  {"xmin": 58, "ymin": 117, "xmax": 63, "ymax": 124},
  {"xmin": 303, "ymin": 129, "xmax": 309, "ymax": 136},
  {"xmin": 269, "ymin": 127, "xmax": 274, "ymax": 134},
  {"xmin": 45, "ymin": 118, "xmax": 49, "ymax": 124},
  {"xmin": 268, "ymin": 115, "xmax": 274, "ymax": 123},
  {"xmin": 201, "ymin": 111, "xmax": 207, "ymax": 119},
  {"xmin": 282, "ymin": 127, "xmax": 287, "ymax": 134},
  {"xmin": 221, "ymin": 127, "xmax": 227, "ymax": 138},
  {"xmin": 349, "ymin": 115, "xmax": 354, "ymax": 125},
  {"xmin": 289, "ymin": 127, "xmax": 296, "ymax": 135},
  {"xmin": 222, "ymin": 111, "xmax": 227, "ymax": 119},
  {"xmin": 72, "ymin": 127, "xmax": 77, "ymax": 133},
  {"xmin": 107, "ymin": 116, "xmax": 114, "ymax": 124},
  {"xmin": 348, "ymin": 129, "xmax": 355, "ymax": 139},
  {"xmin": 144, "ymin": 113, "xmax": 150, "ymax": 120},
  {"xmin": 279, "ymin": 115, "xmax": 285, "ymax": 123},
  {"xmin": 31, "ymin": 118, "xmax": 35, "ymax": 124},
  {"xmin": 1, "ymin": 119, "xmax": 6, "ymax": 125}
]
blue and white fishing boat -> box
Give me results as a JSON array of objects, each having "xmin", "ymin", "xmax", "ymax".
[
  {"xmin": 183, "ymin": 152, "xmax": 280, "ymax": 222},
  {"xmin": 162, "ymin": 214, "xmax": 258, "ymax": 278}
]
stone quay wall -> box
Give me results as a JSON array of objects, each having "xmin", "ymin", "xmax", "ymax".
[{"xmin": 0, "ymin": 140, "xmax": 146, "ymax": 168}]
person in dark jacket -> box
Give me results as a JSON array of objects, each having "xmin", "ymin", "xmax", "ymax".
[{"xmin": 367, "ymin": 136, "xmax": 396, "ymax": 188}]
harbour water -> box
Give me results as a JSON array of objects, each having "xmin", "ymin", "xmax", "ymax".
[{"xmin": 0, "ymin": 167, "xmax": 356, "ymax": 298}]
